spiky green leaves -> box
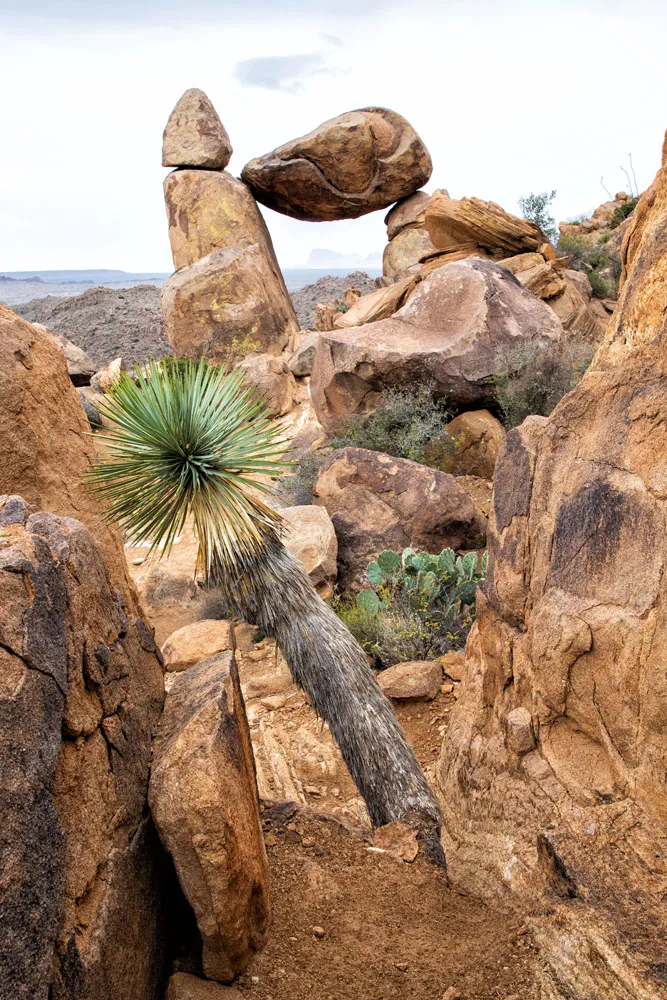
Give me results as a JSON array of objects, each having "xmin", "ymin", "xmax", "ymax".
[{"xmin": 86, "ymin": 359, "xmax": 287, "ymax": 585}]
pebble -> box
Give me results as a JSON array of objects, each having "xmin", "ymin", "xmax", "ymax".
[
  {"xmin": 132, "ymin": 557, "xmax": 145, "ymax": 566},
  {"xmin": 312, "ymin": 925, "xmax": 326, "ymax": 938},
  {"xmin": 394, "ymin": 962, "xmax": 408, "ymax": 972},
  {"xmin": 251, "ymin": 976, "xmax": 259, "ymax": 984},
  {"xmin": 442, "ymin": 989, "xmax": 460, "ymax": 1000},
  {"xmin": 440, "ymin": 682, "xmax": 454, "ymax": 695}
]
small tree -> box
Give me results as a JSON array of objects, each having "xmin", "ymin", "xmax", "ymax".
[
  {"xmin": 518, "ymin": 190, "xmax": 558, "ymax": 244},
  {"xmin": 87, "ymin": 360, "xmax": 445, "ymax": 866}
]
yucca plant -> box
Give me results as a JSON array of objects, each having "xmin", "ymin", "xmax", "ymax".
[{"xmin": 87, "ymin": 360, "xmax": 443, "ymax": 863}]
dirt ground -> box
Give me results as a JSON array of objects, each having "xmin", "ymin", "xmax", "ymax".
[{"xmin": 235, "ymin": 805, "xmax": 540, "ymax": 1000}]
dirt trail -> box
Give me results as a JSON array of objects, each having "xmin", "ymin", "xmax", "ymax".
[{"xmin": 235, "ymin": 806, "xmax": 540, "ymax": 1000}]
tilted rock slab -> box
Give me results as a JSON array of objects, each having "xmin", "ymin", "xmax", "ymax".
[
  {"xmin": 310, "ymin": 258, "xmax": 562, "ymax": 430},
  {"xmin": 162, "ymin": 88, "xmax": 232, "ymax": 169},
  {"xmin": 241, "ymin": 107, "xmax": 432, "ymax": 222},
  {"xmin": 435, "ymin": 131, "xmax": 667, "ymax": 997},
  {"xmin": 425, "ymin": 191, "xmax": 544, "ymax": 256},
  {"xmin": 313, "ymin": 447, "xmax": 487, "ymax": 590},
  {"xmin": 149, "ymin": 651, "xmax": 270, "ymax": 982}
]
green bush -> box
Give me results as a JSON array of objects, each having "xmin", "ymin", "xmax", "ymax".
[
  {"xmin": 274, "ymin": 450, "xmax": 325, "ymax": 506},
  {"xmin": 494, "ymin": 339, "xmax": 594, "ymax": 430},
  {"xmin": 557, "ymin": 233, "xmax": 621, "ymax": 298},
  {"xmin": 330, "ymin": 385, "xmax": 451, "ymax": 465},
  {"xmin": 609, "ymin": 197, "xmax": 638, "ymax": 229},
  {"xmin": 333, "ymin": 547, "xmax": 487, "ymax": 665},
  {"xmin": 518, "ymin": 190, "xmax": 558, "ymax": 244}
]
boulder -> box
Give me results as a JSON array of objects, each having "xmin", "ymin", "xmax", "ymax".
[
  {"xmin": 547, "ymin": 269, "xmax": 610, "ymax": 343},
  {"xmin": 383, "ymin": 225, "xmax": 436, "ymax": 280},
  {"xmin": 424, "ymin": 409, "xmax": 506, "ymax": 479},
  {"xmin": 310, "ymin": 258, "xmax": 562, "ymax": 431},
  {"xmin": 439, "ymin": 650, "xmax": 465, "ymax": 682},
  {"xmin": 281, "ymin": 504, "xmax": 338, "ymax": 598},
  {"xmin": 385, "ymin": 190, "xmax": 432, "ymax": 240},
  {"xmin": 241, "ymin": 107, "xmax": 432, "ymax": 222},
  {"xmin": 235, "ymin": 352, "xmax": 297, "ymax": 416},
  {"xmin": 436, "ymin": 133, "xmax": 667, "ymax": 996},
  {"xmin": 498, "ymin": 252, "xmax": 566, "ymax": 300},
  {"xmin": 32, "ymin": 324, "xmax": 96, "ymax": 385},
  {"xmin": 149, "ymin": 651, "xmax": 270, "ymax": 982},
  {"xmin": 332, "ymin": 273, "xmax": 417, "ymax": 329},
  {"xmin": 377, "ymin": 660, "xmax": 443, "ymax": 701},
  {"xmin": 425, "ymin": 192, "xmax": 544, "ymax": 257},
  {"xmin": 161, "ymin": 246, "xmax": 298, "ymax": 365},
  {"xmin": 90, "ymin": 356, "xmax": 126, "ymax": 394},
  {"xmin": 166, "ymin": 974, "xmax": 242, "ymax": 999},
  {"xmin": 313, "ymin": 447, "xmax": 487, "ymax": 589},
  {"xmin": 162, "ymin": 88, "xmax": 232, "ymax": 169},
  {"xmin": 288, "ymin": 331, "xmax": 319, "ymax": 376},
  {"xmin": 164, "ymin": 169, "xmax": 286, "ymax": 272},
  {"xmin": 161, "ymin": 619, "xmax": 233, "ymax": 672}
]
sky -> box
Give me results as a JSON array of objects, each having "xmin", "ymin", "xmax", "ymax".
[{"xmin": 0, "ymin": 0, "xmax": 666, "ymax": 272}]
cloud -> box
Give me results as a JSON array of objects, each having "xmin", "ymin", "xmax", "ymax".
[
  {"xmin": 234, "ymin": 52, "xmax": 334, "ymax": 95},
  {"xmin": 319, "ymin": 32, "xmax": 344, "ymax": 46}
]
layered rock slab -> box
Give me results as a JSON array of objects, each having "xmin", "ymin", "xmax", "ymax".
[
  {"xmin": 149, "ymin": 651, "xmax": 270, "ymax": 982},
  {"xmin": 241, "ymin": 107, "xmax": 432, "ymax": 222},
  {"xmin": 310, "ymin": 258, "xmax": 562, "ymax": 430}
]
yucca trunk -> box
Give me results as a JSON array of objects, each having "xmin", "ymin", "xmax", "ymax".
[{"xmin": 220, "ymin": 539, "xmax": 445, "ymax": 867}]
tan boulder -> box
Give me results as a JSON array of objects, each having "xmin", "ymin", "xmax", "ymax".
[
  {"xmin": 90, "ymin": 355, "xmax": 126, "ymax": 393},
  {"xmin": 547, "ymin": 269, "xmax": 609, "ymax": 343},
  {"xmin": 498, "ymin": 251, "xmax": 566, "ymax": 300},
  {"xmin": 288, "ymin": 331, "xmax": 319, "ymax": 376},
  {"xmin": 385, "ymin": 190, "xmax": 433, "ymax": 239},
  {"xmin": 236, "ymin": 352, "xmax": 297, "ymax": 416},
  {"xmin": 310, "ymin": 258, "xmax": 562, "ymax": 431},
  {"xmin": 439, "ymin": 650, "xmax": 465, "ymax": 682},
  {"xmin": 166, "ymin": 974, "xmax": 242, "ymax": 999},
  {"xmin": 313, "ymin": 447, "xmax": 487, "ymax": 589},
  {"xmin": 241, "ymin": 107, "xmax": 432, "ymax": 222},
  {"xmin": 164, "ymin": 169, "xmax": 285, "ymax": 272},
  {"xmin": 332, "ymin": 272, "xmax": 417, "ymax": 328},
  {"xmin": 149, "ymin": 651, "xmax": 270, "ymax": 982},
  {"xmin": 377, "ymin": 660, "xmax": 443, "ymax": 701},
  {"xmin": 161, "ymin": 619, "xmax": 233, "ymax": 672},
  {"xmin": 425, "ymin": 409, "xmax": 506, "ymax": 479},
  {"xmin": 162, "ymin": 88, "xmax": 232, "ymax": 169},
  {"xmin": 383, "ymin": 225, "xmax": 436, "ymax": 279},
  {"xmin": 436, "ymin": 133, "xmax": 667, "ymax": 996},
  {"xmin": 425, "ymin": 192, "xmax": 544, "ymax": 257},
  {"xmin": 281, "ymin": 504, "xmax": 338, "ymax": 598},
  {"xmin": 161, "ymin": 245, "xmax": 298, "ymax": 364},
  {"xmin": 314, "ymin": 301, "xmax": 343, "ymax": 331}
]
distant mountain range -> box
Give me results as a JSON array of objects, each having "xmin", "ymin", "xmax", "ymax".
[
  {"xmin": 0, "ymin": 269, "xmax": 170, "ymax": 284},
  {"xmin": 305, "ymin": 249, "xmax": 383, "ymax": 269}
]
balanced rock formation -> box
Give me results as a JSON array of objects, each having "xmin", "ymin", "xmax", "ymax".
[
  {"xmin": 436, "ymin": 133, "xmax": 667, "ymax": 997},
  {"xmin": 241, "ymin": 107, "xmax": 432, "ymax": 222},
  {"xmin": 0, "ymin": 306, "xmax": 165, "ymax": 1000},
  {"xmin": 149, "ymin": 651, "xmax": 270, "ymax": 982},
  {"xmin": 313, "ymin": 447, "xmax": 487, "ymax": 589},
  {"xmin": 162, "ymin": 88, "xmax": 232, "ymax": 169},
  {"xmin": 310, "ymin": 258, "xmax": 562, "ymax": 430},
  {"xmin": 383, "ymin": 190, "xmax": 437, "ymax": 279}
]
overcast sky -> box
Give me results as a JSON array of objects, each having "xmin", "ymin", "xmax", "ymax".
[{"xmin": 0, "ymin": 0, "xmax": 665, "ymax": 272}]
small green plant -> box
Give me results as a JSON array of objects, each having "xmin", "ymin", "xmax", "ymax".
[
  {"xmin": 609, "ymin": 197, "xmax": 639, "ymax": 229},
  {"xmin": 274, "ymin": 449, "xmax": 325, "ymax": 506},
  {"xmin": 330, "ymin": 385, "xmax": 451, "ymax": 466},
  {"xmin": 557, "ymin": 233, "xmax": 622, "ymax": 298},
  {"xmin": 518, "ymin": 190, "xmax": 558, "ymax": 244},
  {"xmin": 494, "ymin": 339, "xmax": 594, "ymax": 429},
  {"xmin": 333, "ymin": 547, "xmax": 487, "ymax": 665}
]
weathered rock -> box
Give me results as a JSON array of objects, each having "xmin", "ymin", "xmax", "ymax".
[
  {"xmin": 90, "ymin": 356, "xmax": 126, "ymax": 393},
  {"xmin": 161, "ymin": 619, "xmax": 233, "ymax": 672},
  {"xmin": 77, "ymin": 386, "xmax": 103, "ymax": 427},
  {"xmin": 547, "ymin": 269, "xmax": 609, "ymax": 343},
  {"xmin": 236, "ymin": 352, "xmax": 297, "ymax": 416},
  {"xmin": 373, "ymin": 821, "xmax": 419, "ymax": 862},
  {"xmin": 241, "ymin": 107, "xmax": 432, "ymax": 222},
  {"xmin": 164, "ymin": 169, "xmax": 284, "ymax": 272},
  {"xmin": 425, "ymin": 409, "xmax": 506, "ymax": 479},
  {"xmin": 313, "ymin": 447, "xmax": 487, "ymax": 589},
  {"xmin": 281, "ymin": 504, "xmax": 338, "ymax": 598},
  {"xmin": 162, "ymin": 246, "xmax": 298, "ymax": 364},
  {"xmin": 385, "ymin": 191, "xmax": 433, "ymax": 240},
  {"xmin": 333, "ymin": 273, "xmax": 417, "ymax": 329},
  {"xmin": 377, "ymin": 660, "xmax": 443, "ymax": 702},
  {"xmin": 310, "ymin": 258, "xmax": 562, "ymax": 430},
  {"xmin": 149, "ymin": 651, "xmax": 270, "ymax": 982},
  {"xmin": 162, "ymin": 88, "xmax": 232, "ymax": 169},
  {"xmin": 383, "ymin": 225, "xmax": 436, "ymax": 280},
  {"xmin": 436, "ymin": 134, "xmax": 667, "ymax": 997},
  {"xmin": 288, "ymin": 331, "xmax": 319, "ymax": 376},
  {"xmin": 439, "ymin": 650, "xmax": 465, "ymax": 682},
  {"xmin": 425, "ymin": 192, "xmax": 544, "ymax": 257},
  {"xmin": 32, "ymin": 324, "xmax": 96, "ymax": 385},
  {"xmin": 498, "ymin": 252, "xmax": 566, "ymax": 300},
  {"xmin": 166, "ymin": 973, "xmax": 242, "ymax": 999}
]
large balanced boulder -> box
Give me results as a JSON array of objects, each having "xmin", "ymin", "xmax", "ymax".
[
  {"xmin": 436, "ymin": 133, "xmax": 667, "ymax": 997},
  {"xmin": 310, "ymin": 258, "xmax": 562, "ymax": 430},
  {"xmin": 0, "ymin": 308, "xmax": 166, "ymax": 1000},
  {"xmin": 149, "ymin": 651, "xmax": 270, "ymax": 982},
  {"xmin": 241, "ymin": 107, "xmax": 432, "ymax": 222},
  {"xmin": 313, "ymin": 447, "xmax": 487, "ymax": 589},
  {"xmin": 162, "ymin": 88, "xmax": 232, "ymax": 169}
]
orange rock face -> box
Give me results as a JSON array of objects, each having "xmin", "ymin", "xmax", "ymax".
[
  {"xmin": 436, "ymin": 132, "xmax": 667, "ymax": 997},
  {"xmin": 241, "ymin": 108, "xmax": 432, "ymax": 222}
]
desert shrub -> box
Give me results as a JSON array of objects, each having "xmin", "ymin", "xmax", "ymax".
[
  {"xmin": 273, "ymin": 449, "xmax": 325, "ymax": 506},
  {"xmin": 330, "ymin": 385, "xmax": 450, "ymax": 465},
  {"xmin": 587, "ymin": 269, "xmax": 615, "ymax": 299},
  {"xmin": 518, "ymin": 190, "xmax": 558, "ymax": 244},
  {"xmin": 609, "ymin": 197, "xmax": 639, "ymax": 229},
  {"xmin": 333, "ymin": 547, "xmax": 487, "ymax": 665},
  {"xmin": 494, "ymin": 339, "xmax": 594, "ymax": 429},
  {"xmin": 557, "ymin": 233, "xmax": 622, "ymax": 298}
]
